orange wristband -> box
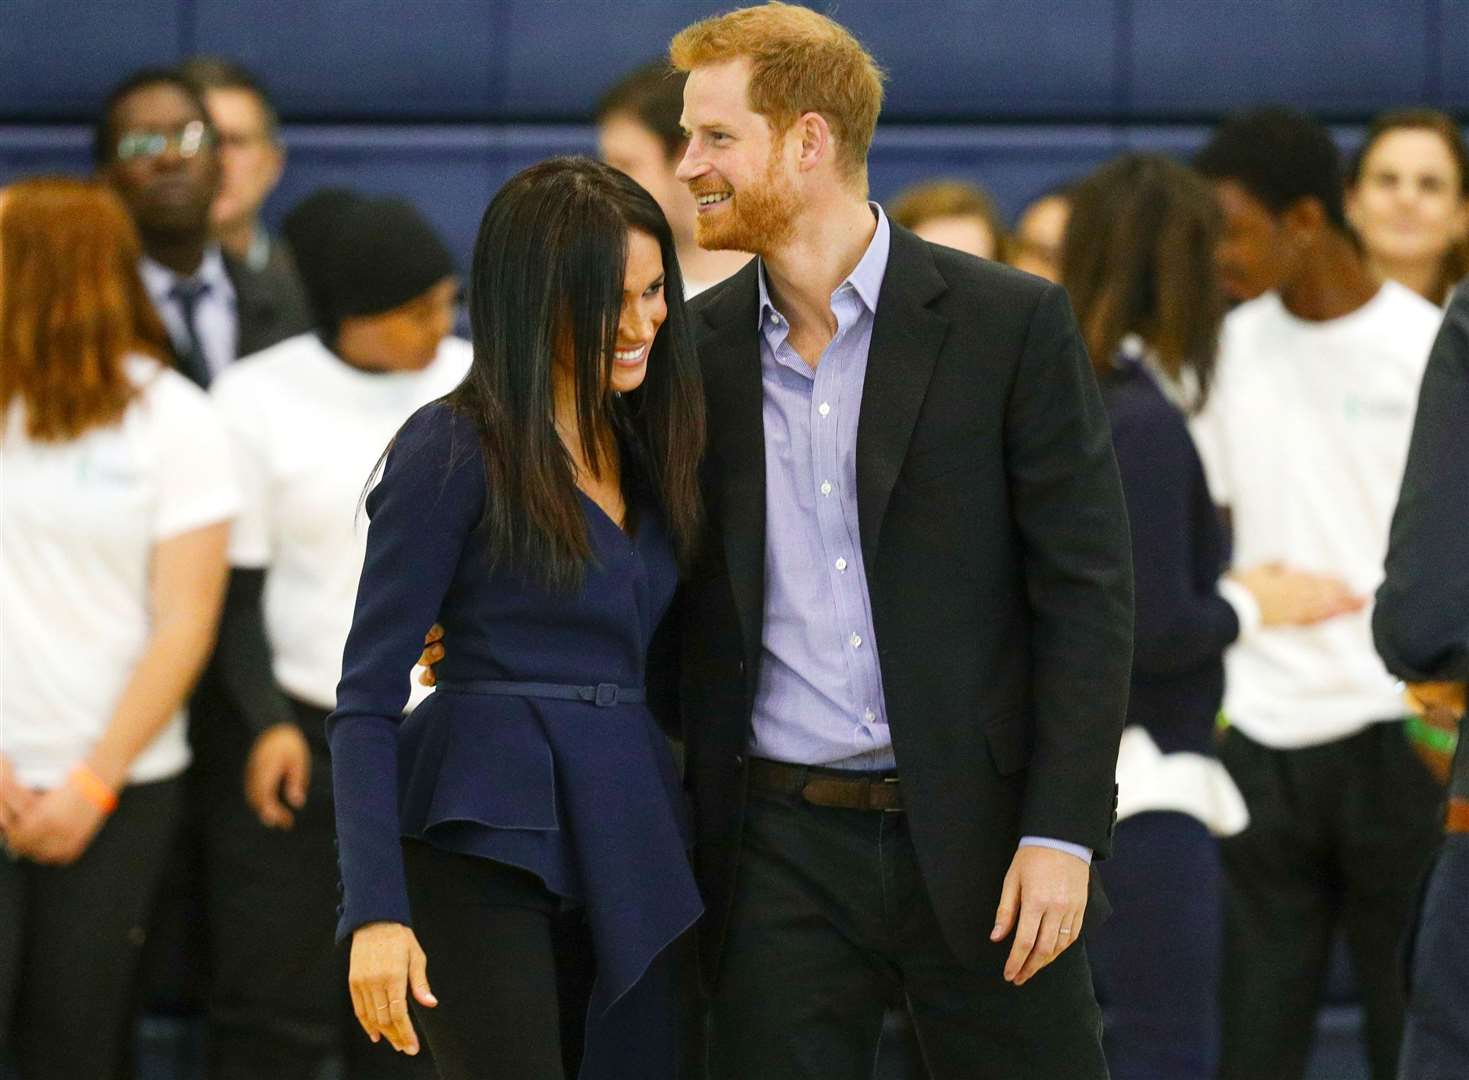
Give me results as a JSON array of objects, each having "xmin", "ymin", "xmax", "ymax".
[{"xmin": 68, "ymin": 763, "xmax": 118, "ymax": 814}]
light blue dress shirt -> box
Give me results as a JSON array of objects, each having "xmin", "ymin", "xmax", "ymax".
[{"xmin": 747, "ymin": 205, "xmax": 1090, "ymax": 864}]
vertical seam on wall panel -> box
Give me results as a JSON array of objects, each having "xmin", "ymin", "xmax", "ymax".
[
  {"xmin": 1423, "ymin": 0, "xmax": 1443, "ymax": 104},
  {"xmin": 482, "ymin": 1, "xmax": 513, "ymax": 188},
  {"xmin": 1115, "ymin": 0, "xmax": 1134, "ymax": 139},
  {"xmin": 177, "ymin": 0, "xmax": 198, "ymax": 59}
]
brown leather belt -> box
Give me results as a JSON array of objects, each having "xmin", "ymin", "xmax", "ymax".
[
  {"xmin": 748, "ymin": 757, "xmax": 903, "ymax": 812},
  {"xmin": 1447, "ymin": 797, "xmax": 1469, "ymax": 835}
]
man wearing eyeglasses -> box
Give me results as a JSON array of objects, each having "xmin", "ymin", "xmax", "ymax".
[
  {"xmin": 96, "ymin": 68, "xmax": 310, "ymax": 388},
  {"xmin": 94, "ymin": 67, "xmax": 313, "ymax": 1080}
]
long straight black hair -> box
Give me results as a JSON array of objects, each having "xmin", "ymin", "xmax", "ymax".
[{"xmin": 445, "ymin": 156, "xmax": 705, "ymax": 589}]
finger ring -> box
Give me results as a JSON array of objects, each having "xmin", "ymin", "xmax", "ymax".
[{"xmin": 1058, "ymin": 927, "xmax": 1073, "ymax": 935}]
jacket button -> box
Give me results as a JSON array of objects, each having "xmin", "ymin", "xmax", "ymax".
[
  {"xmin": 734, "ymin": 754, "xmax": 745, "ymax": 768},
  {"xmin": 737, "ymin": 659, "xmax": 746, "ymax": 675}
]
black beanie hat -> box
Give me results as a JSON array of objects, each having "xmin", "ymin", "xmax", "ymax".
[
  {"xmin": 281, "ymin": 187, "xmax": 363, "ymax": 328},
  {"xmin": 325, "ymin": 197, "xmax": 457, "ymax": 318}
]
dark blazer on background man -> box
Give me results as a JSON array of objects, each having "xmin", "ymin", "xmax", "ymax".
[
  {"xmin": 225, "ymin": 246, "xmax": 314, "ymax": 362},
  {"xmin": 670, "ymin": 223, "xmax": 1135, "ymax": 980}
]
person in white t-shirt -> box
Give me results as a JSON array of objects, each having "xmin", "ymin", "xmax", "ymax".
[
  {"xmin": 201, "ymin": 191, "xmax": 462, "ymax": 1079},
  {"xmin": 1193, "ymin": 107, "xmax": 1447, "ymax": 1080},
  {"xmin": 0, "ymin": 178, "xmax": 237, "ymax": 1079}
]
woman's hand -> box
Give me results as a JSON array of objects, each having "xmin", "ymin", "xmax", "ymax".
[
  {"xmin": 348, "ymin": 921, "xmax": 437, "ymax": 1055},
  {"xmin": 8, "ymin": 781, "xmax": 108, "ymax": 865},
  {"xmin": 0, "ymin": 754, "xmax": 40, "ymax": 853}
]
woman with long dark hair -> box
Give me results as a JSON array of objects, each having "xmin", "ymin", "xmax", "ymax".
[
  {"xmin": 1063, "ymin": 154, "xmax": 1350, "ymax": 1080},
  {"xmin": 328, "ymin": 157, "xmax": 706, "ymax": 1079}
]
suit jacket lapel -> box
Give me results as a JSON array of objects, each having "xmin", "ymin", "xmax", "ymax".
[
  {"xmin": 696, "ymin": 265, "xmax": 767, "ymax": 673},
  {"xmin": 856, "ymin": 225, "xmax": 949, "ymax": 567}
]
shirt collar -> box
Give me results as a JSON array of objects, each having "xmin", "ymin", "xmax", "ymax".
[
  {"xmin": 756, "ymin": 201, "xmax": 891, "ymax": 329},
  {"xmin": 140, "ymin": 244, "xmax": 234, "ymax": 305}
]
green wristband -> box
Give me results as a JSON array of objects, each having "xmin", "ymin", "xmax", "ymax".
[{"xmin": 1406, "ymin": 714, "xmax": 1459, "ymax": 755}]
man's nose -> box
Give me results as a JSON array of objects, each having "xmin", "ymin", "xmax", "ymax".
[{"xmin": 674, "ymin": 142, "xmax": 704, "ymax": 184}]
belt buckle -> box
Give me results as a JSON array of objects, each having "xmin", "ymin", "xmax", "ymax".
[
  {"xmin": 881, "ymin": 775, "xmax": 902, "ymax": 813},
  {"xmin": 593, "ymin": 683, "xmax": 618, "ymax": 707}
]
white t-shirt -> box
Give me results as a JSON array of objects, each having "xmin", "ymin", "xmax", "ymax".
[
  {"xmin": 1190, "ymin": 282, "xmax": 1443, "ymax": 748},
  {"xmin": 2, "ymin": 357, "xmax": 240, "ymax": 788},
  {"xmin": 210, "ymin": 333, "xmax": 471, "ymax": 709}
]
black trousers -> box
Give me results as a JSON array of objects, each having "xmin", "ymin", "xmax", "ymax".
[
  {"xmin": 1218, "ymin": 722, "xmax": 1442, "ymax": 1080},
  {"xmin": 201, "ymin": 698, "xmax": 435, "ymax": 1080},
  {"xmin": 0, "ymin": 776, "xmax": 180, "ymax": 1080},
  {"xmin": 707, "ymin": 783, "xmax": 1108, "ymax": 1080},
  {"xmin": 401, "ymin": 839, "xmax": 594, "ymax": 1080},
  {"xmin": 138, "ymin": 690, "xmax": 432, "ymax": 1080}
]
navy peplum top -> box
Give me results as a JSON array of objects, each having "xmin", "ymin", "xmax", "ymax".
[{"xmin": 327, "ymin": 401, "xmax": 702, "ymax": 1079}]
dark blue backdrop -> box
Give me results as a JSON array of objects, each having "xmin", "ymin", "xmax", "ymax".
[{"xmin": 3, "ymin": 0, "xmax": 1465, "ymax": 271}]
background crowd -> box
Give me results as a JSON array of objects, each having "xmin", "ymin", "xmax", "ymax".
[{"xmin": 1, "ymin": 3, "xmax": 1467, "ymax": 1080}]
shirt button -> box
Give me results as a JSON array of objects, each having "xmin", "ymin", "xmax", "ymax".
[
  {"xmin": 849, "ymin": 632, "xmax": 863, "ymax": 649},
  {"xmin": 835, "ymin": 557, "xmax": 848, "ymax": 572},
  {"xmin": 820, "ymin": 481, "xmax": 832, "ymax": 496},
  {"xmin": 864, "ymin": 708, "xmax": 876, "ymax": 723},
  {"xmin": 818, "ymin": 402, "xmax": 831, "ymax": 417}
]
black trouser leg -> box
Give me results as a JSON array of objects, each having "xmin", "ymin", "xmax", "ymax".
[
  {"xmin": 206, "ymin": 700, "xmax": 434, "ymax": 1080},
  {"xmin": 1218, "ymin": 728, "xmax": 1341, "ymax": 1080},
  {"xmin": 708, "ymin": 783, "xmax": 1106, "ymax": 1080},
  {"xmin": 402, "ymin": 840, "xmax": 573, "ymax": 1080},
  {"xmin": 1219, "ymin": 724, "xmax": 1442, "ymax": 1080},
  {"xmin": 708, "ymin": 789, "xmax": 891, "ymax": 1080},
  {"xmin": 1, "ymin": 778, "xmax": 181, "ymax": 1080},
  {"xmin": 1336, "ymin": 724, "xmax": 1441, "ymax": 1080}
]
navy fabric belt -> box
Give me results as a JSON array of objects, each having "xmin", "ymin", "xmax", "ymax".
[{"xmin": 437, "ymin": 679, "xmax": 646, "ymax": 707}]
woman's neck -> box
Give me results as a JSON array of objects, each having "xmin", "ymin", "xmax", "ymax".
[{"xmin": 1365, "ymin": 252, "xmax": 1445, "ymax": 305}]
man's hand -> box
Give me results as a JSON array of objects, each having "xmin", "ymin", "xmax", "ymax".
[
  {"xmin": 990, "ymin": 845, "xmax": 1090, "ymax": 986},
  {"xmin": 417, "ymin": 624, "xmax": 445, "ymax": 688},
  {"xmin": 8, "ymin": 782, "xmax": 108, "ymax": 865},
  {"xmin": 245, "ymin": 722, "xmax": 311, "ymax": 829},
  {"xmin": 0, "ymin": 754, "xmax": 40, "ymax": 849},
  {"xmin": 1231, "ymin": 563, "xmax": 1365, "ymax": 626}
]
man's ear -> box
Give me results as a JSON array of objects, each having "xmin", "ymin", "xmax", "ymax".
[
  {"xmin": 1282, "ymin": 196, "xmax": 1327, "ymax": 242},
  {"xmin": 793, "ymin": 111, "xmax": 831, "ymax": 175}
]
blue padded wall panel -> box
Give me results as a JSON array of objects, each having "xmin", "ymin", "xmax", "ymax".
[
  {"xmin": 495, "ymin": 0, "xmax": 1119, "ymax": 121},
  {"xmin": 0, "ymin": 127, "xmax": 92, "ymax": 182},
  {"xmin": 262, "ymin": 126, "xmax": 597, "ymax": 267},
  {"xmin": 1130, "ymin": 0, "xmax": 1431, "ymax": 115},
  {"xmin": 496, "ymin": 0, "xmax": 728, "ymax": 118},
  {"xmin": 0, "ymin": 0, "xmax": 182, "ymax": 119},
  {"xmin": 193, "ymin": 0, "xmax": 506, "ymax": 117},
  {"xmin": 1442, "ymin": 0, "xmax": 1469, "ymax": 108},
  {"xmin": 840, "ymin": 1, "xmax": 1119, "ymax": 119}
]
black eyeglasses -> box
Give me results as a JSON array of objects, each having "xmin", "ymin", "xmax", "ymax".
[{"xmin": 116, "ymin": 120, "xmax": 213, "ymax": 162}]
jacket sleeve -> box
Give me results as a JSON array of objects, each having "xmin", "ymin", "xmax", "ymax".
[
  {"xmin": 1112, "ymin": 403, "xmax": 1240, "ymax": 677},
  {"xmin": 1003, "ymin": 284, "xmax": 1134, "ymax": 857},
  {"xmin": 1374, "ymin": 290, "xmax": 1469, "ymax": 683},
  {"xmin": 327, "ymin": 403, "xmax": 485, "ymax": 939}
]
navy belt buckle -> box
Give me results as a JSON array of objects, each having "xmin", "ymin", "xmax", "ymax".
[{"xmin": 593, "ymin": 682, "xmax": 619, "ymax": 707}]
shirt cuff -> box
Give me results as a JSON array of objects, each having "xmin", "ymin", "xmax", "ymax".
[
  {"xmin": 1019, "ymin": 835, "xmax": 1093, "ymax": 865},
  {"xmin": 1217, "ymin": 576, "xmax": 1263, "ymax": 640}
]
